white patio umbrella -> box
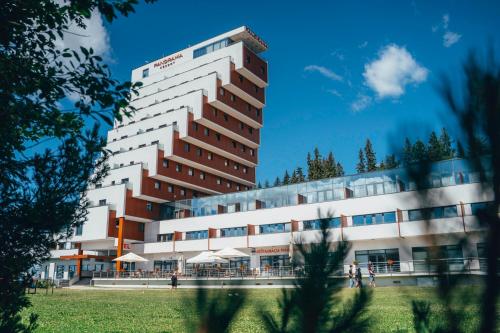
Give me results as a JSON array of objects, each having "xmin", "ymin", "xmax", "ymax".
[
  {"xmin": 113, "ymin": 252, "xmax": 148, "ymax": 274},
  {"xmin": 186, "ymin": 251, "xmax": 228, "ymax": 264},
  {"xmin": 214, "ymin": 247, "xmax": 249, "ymax": 259}
]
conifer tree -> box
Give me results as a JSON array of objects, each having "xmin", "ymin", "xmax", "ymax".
[
  {"xmin": 356, "ymin": 149, "xmax": 366, "ymax": 173},
  {"xmin": 264, "ymin": 180, "xmax": 270, "ymax": 188},
  {"xmin": 296, "ymin": 167, "xmax": 306, "ymax": 182},
  {"xmin": 427, "ymin": 131, "xmax": 442, "ymax": 161},
  {"xmin": 283, "ymin": 170, "xmax": 290, "ymax": 185},
  {"xmin": 336, "ymin": 162, "xmax": 345, "ymax": 176},
  {"xmin": 439, "ymin": 127, "xmax": 455, "ymax": 159},
  {"xmin": 257, "ymin": 182, "xmax": 262, "ymax": 189},
  {"xmin": 273, "ymin": 177, "xmax": 281, "ymax": 187},
  {"xmin": 384, "ymin": 154, "xmax": 399, "ymax": 169},
  {"xmin": 290, "ymin": 170, "xmax": 298, "ymax": 184},
  {"xmin": 306, "ymin": 152, "xmax": 313, "ymax": 180},
  {"xmin": 323, "ymin": 152, "xmax": 337, "ymax": 178},
  {"xmin": 308, "ymin": 147, "xmax": 323, "ymax": 180},
  {"xmin": 403, "ymin": 138, "xmax": 413, "ymax": 164},
  {"xmin": 364, "ymin": 139, "xmax": 377, "ymax": 172},
  {"xmin": 412, "ymin": 140, "xmax": 427, "ymax": 161},
  {"xmin": 456, "ymin": 140, "xmax": 465, "ymax": 158}
]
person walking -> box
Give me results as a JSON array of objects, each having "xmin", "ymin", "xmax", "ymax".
[
  {"xmin": 171, "ymin": 272, "xmax": 178, "ymax": 290},
  {"xmin": 348, "ymin": 265, "xmax": 355, "ymax": 288},
  {"xmin": 368, "ymin": 261, "xmax": 376, "ymax": 288},
  {"xmin": 355, "ymin": 265, "xmax": 363, "ymax": 288}
]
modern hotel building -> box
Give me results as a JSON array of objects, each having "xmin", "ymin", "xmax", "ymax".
[{"xmin": 41, "ymin": 27, "xmax": 490, "ymax": 283}]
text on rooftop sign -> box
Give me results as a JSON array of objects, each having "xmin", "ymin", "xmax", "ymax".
[{"xmin": 153, "ymin": 53, "xmax": 184, "ymax": 70}]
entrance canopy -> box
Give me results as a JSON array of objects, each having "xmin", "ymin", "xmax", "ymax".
[
  {"xmin": 186, "ymin": 251, "xmax": 229, "ymax": 264},
  {"xmin": 214, "ymin": 248, "xmax": 249, "ymax": 259}
]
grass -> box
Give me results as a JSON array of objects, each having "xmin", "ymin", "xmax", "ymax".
[{"xmin": 22, "ymin": 286, "xmax": 486, "ymax": 333}]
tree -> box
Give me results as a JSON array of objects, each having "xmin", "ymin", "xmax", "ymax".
[
  {"xmin": 257, "ymin": 182, "xmax": 262, "ymax": 189},
  {"xmin": 439, "ymin": 127, "xmax": 455, "ymax": 159},
  {"xmin": 273, "ymin": 177, "xmax": 282, "ymax": 187},
  {"xmin": 336, "ymin": 162, "xmax": 345, "ymax": 176},
  {"xmin": 295, "ymin": 167, "xmax": 306, "ymax": 182},
  {"xmin": 308, "ymin": 148, "xmax": 323, "ymax": 180},
  {"xmin": 427, "ymin": 131, "xmax": 442, "ymax": 161},
  {"xmin": 264, "ymin": 180, "xmax": 270, "ymax": 188},
  {"xmin": 283, "ymin": 170, "xmax": 290, "ymax": 185},
  {"xmin": 403, "ymin": 138, "xmax": 413, "ymax": 165},
  {"xmin": 323, "ymin": 152, "xmax": 337, "ymax": 178},
  {"xmin": 384, "ymin": 154, "xmax": 399, "ymax": 170},
  {"xmin": 412, "ymin": 140, "xmax": 427, "ymax": 161},
  {"xmin": 0, "ymin": 2, "xmax": 152, "ymax": 330},
  {"xmin": 364, "ymin": 139, "xmax": 377, "ymax": 172},
  {"xmin": 356, "ymin": 149, "xmax": 366, "ymax": 173},
  {"xmin": 456, "ymin": 140, "xmax": 466, "ymax": 158},
  {"xmin": 289, "ymin": 170, "xmax": 298, "ymax": 184}
]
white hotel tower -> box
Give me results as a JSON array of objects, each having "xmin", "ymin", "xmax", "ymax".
[
  {"xmin": 43, "ymin": 27, "xmax": 491, "ymax": 285},
  {"xmin": 43, "ymin": 27, "xmax": 268, "ymax": 280}
]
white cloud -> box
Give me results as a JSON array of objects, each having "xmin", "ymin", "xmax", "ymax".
[
  {"xmin": 363, "ymin": 44, "xmax": 428, "ymax": 98},
  {"xmin": 442, "ymin": 14, "xmax": 450, "ymax": 29},
  {"xmin": 443, "ymin": 31, "xmax": 462, "ymax": 47},
  {"xmin": 304, "ymin": 65, "xmax": 343, "ymax": 81},
  {"xmin": 351, "ymin": 94, "xmax": 372, "ymax": 112},
  {"xmin": 358, "ymin": 41, "xmax": 368, "ymax": 49},
  {"xmin": 327, "ymin": 89, "xmax": 342, "ymax": 98}
]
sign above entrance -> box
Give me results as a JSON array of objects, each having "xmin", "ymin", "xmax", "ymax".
[{"xmin": 255, "ymin": 247, "xmax": 289, "ymax": 254}]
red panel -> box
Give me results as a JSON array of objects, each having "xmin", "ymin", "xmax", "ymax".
[
  {"xmin": 216, "ymin": 80, "xmax": 262, "ymax": 124},
  {"xmin": 187, "ymin": 113, "xmax": 258, "ymax": 165},
  {"xmin": 242, "ymin": 46, "xmax": 268, "ymax": 83},
  {"xmin": 230, "ymin": 64, "xmax": 265, "ymax": 103},
  {"xmin": 124, "ymin": 189, "xmax": 160, "ymax": 220},
  {"xmin": 202, "ymin": 100, "xmax": 260, "ymax": 144}
]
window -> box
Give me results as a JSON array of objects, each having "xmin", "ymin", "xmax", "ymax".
[
  {"xmin": 250, "ymin": 149, "xmax": 255, "ymax": 156},
  {"xmin": 224, "ymin": 159, "xmax": 229, "ymax": 166},
  {"xmin": 230, "ymin": 94, "xmax": 235, "ymax": 102},
  {"xmin": 138, "ymin": 223, "xmax": 145, "ymax": 233},
  {"xmin": 196, "ymin": 148, "xmax": 202, "ymax": 157},
  {"xmin": 176, "ymin": 164, "xmax": 182, "ymax": 172},
  {"xmin": 260, "ymin": 65, "xmax": 265, "ymax": 74},
  {"xmin": 185, "ymin": 230, "xmax": 208, "ymax": 240},
  {"xmin": 200, "ymin": 172, "xmax": 206, "ymax": 180},
  {"xmin": 240, "ymin": 122, "xmax": 244, "ymax": 130},
  {"xmin": 352, "ymin": 211, "xmax": 396, "ymax": 226},
  {"xmin": 221, "ymin": 226, "xmax": 247, "ymax": 237},
  {"xmin": 154, "ymin": 181, "xmax": 161, "ymax": 190},
  {"xmin": 355, "ymin": 248, "xmax": 400, "ymax": 273},
  {"xmin": 204, "ymin": 128, "xmax": 210, "ymax": 136},
  {"xmin": 151, "ymin": 140, "xmax": 159, "ymax": 145},
  {"xmin": 208, "ymin": 152, "xmax": 213, "ymax": 160},
  {"xmin": 236, "ymin": 185, "xmax": 241, "ymax": 191},
  {"xmin": 223, "ymin": 114, "xmax": 228, "ymax": 122},
  {"xmin": 232, "ymin": 141, "xmax": 237, "ymax": 148},
  {"xmin": 180, "ymin": 188, "xmax": 186, "ymax": 196},
  {"xmin": 471, "ymin": 202, "xmax": 493, "ymax": 216},
  {"xmin": 259, "ymin": 223, "xmax": 291, "ymax": 234},
  {"xmin": 247, "ymin": 103, "xmax": 251, "ymax": 112},
  {"xmin": 75, "ymin": 224, "xmax": 83, "ymax": 236},
  {"xmin": 246, "ymin": 55, "xmax": 251, "ymax": 64},
  {"xmin": 99, "ymin": 199, "xmax": 107, "ymax": 206},
  {"xmin": 193, "ymin": 122, "xmax": 198, "ymax": 131},
  {"xmin": 157, "ymin": 233, "xmax": 174, "ymax": 242},
  {"xmin": 193, "ymin": 38, "xmax": 230, "ymax": 58},
  {"xmin": 256, "ymin": 109, "xmax": 261, "ymax": 117},
  {"xmin": 219, "ymin": 88, "xmax": 224, "ymax": 96},
  {"xmin": 217, "ymin": 178, "xmax": 222, "ymax": 185},
  {"xmin": 226, "ymin": 181, "xmax": 231, "ymax": 188},
  {"xmin": 241, "ymin": 144, "xmax": 246, "ymax": 152},
  {"xmin": 239, "ymin": 74, "xmax": 244, "ymax": 83},
  {"xmin": 129, "ymin": 161, "xmax": 134, "ymax": 165},
  {"xmin": 243, "ymin": 167, "xmax": 248, "ymax": 174},
  {"xmin": 142, "ymin": 68, "xmax": 149, "ymax": 78},
  {"xmin": 146, "ymin": 202, "xmax": 153, "ymax": 211},
  {"xmin": 216, "ymin": 133, "xmax": 221, "ymax": 141},
  {"xmin": 95, "ymin": 184, "xmax": 102, "ymax": 189},
  {"xmin": 188, "ymin": 168, "xmax": 194, "ymax": 176},
  {"xmin": 162, "ymin": 159, "xmax": 169, "ymax": 168},
  {"xmin": 168, "ymin": 185, "xmax": 173, "ymax": 193},
  {"xmin": 303, "ymin": 217, "xmax": 341, "ymax": 230},
  {"xmin": 408, "ymin": 205, "xmax": 458, "ymax": 221},
  {"xmin": 211, "ymin": 107, "xmax": 218, "ymax": 117},
  {"xmin": 412, "ymin": 245, "xmax": 464, "ymax": 272},
  {"xmin": 254, "ymin": 85, "xmax": 259, "ymax": 93},
  {"xmin": 184, "ymin": 143, "xmax": 190, "ymax": 152},
  {"xmin": 234, "ymin": 163, "xmax": 239, "ymax": 170}
]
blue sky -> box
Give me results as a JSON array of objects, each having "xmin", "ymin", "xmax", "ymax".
[{"xmin": 93, "ymin": 0, "xmax": 500, "ymax": 183}]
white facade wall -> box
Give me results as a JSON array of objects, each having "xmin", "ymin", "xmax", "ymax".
[{"xmin": 86, "ymin": 184, "xmax": 127, "ymax": 217}]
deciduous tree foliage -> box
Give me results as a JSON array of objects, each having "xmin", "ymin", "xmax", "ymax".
[{"xmin": 0, "ymin": 0, "xmax": 153, "ymax": 331}]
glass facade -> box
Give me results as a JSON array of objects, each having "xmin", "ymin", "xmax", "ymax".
[
  {"xmin": 160, "ymin": 159, "xmax": 480, "ymax": 221},
  {"xmin": 352, "ymin": 211, "xmax": 396, "ymax": 226},
  {"xmin": 260, "ymin": 255, "xmax": 290, "ymax": 269},
  {"xmin": 185, "ymin": 230, "xmax": 208, "ymax": 240},
  {"xmin": 412, "ymin": 245, "xmax": 464, "ymax": 272},
  {"xmin": 193, "ymin": 38, "xmax": 232, "ymax": 58},
  {"xmin": 221, "ymin": 226, "xmax": 247, "ymax": 237},
  {"xmin": 259, "ymin": 223, "xmax": 291, "ymax": 234},
  {"xmin": 303, "ymin": 217, "xmax": 341, "ymax": 230},
  {"xmin": 153, "ymin": 260, "xmax": 177, "ymax": 272},
  {"xmin": 408, "ymin": 205, "xmax": 458, "ymax": 221}
]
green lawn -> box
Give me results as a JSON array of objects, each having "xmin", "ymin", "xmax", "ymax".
[{"xmin": 22, "ymin": 287, "xmax": 485, "ymax": 332}]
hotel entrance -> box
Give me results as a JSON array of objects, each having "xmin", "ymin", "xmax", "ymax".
[{"xmin": 260, "ymin": 255, "xmax": 290, "ymax": 276}]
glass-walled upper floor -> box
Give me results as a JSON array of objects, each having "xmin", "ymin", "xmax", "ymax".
[{"xmin": 159, "ymin": 158, "xmax": 487, "ymax": 220}]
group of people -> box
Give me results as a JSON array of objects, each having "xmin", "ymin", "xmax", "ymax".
[{"xmin": 348, "ymin": 261, "xmax": 376, "ymax": 288}]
